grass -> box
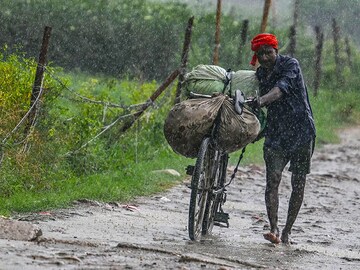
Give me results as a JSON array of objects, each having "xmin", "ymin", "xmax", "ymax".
[
  {"xmin": 311, "ymin": 90, "xmax": 360, "ymax": 145},
  {"xmin": 0, "ymin": 148, "xmax": 190, "ymax": 215}
]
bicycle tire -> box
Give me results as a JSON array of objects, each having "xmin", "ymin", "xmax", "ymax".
[
  {"xmin": 202, "ymin": 152, "xmax": 228, "ymax": 235},
  {"xmin": 188, "ymin": 137, "xmax": 213, "ymax": 240}
]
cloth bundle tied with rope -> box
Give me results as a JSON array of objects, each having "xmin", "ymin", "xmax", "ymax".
[{"xmin": 164, "ymin": 94, "xmax": 260, "ymax": 158}]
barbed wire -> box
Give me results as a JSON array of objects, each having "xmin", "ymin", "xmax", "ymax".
[
  {"xmin": 62, "ymin": 110, "xmax": 141, "ymax": 156},
  {"xmin": 42, "ymin": 66, "xmax": 164, "ymax": 155},
  {"xmin": 0, "ymin": 59, "xmax": 175, "ymax": 165},
  {"xmin": 43, "ymin": 66, "xmax": 151, "ymax": 110},
  {"xmin": 1, "ymin": 81, "xmax": 45, "ymax": 147},
  {"xmin": 0, "ymin": 63, "xmax": 45, "ymax": 167}
]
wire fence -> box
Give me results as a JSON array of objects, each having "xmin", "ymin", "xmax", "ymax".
[{"xmin": 0, "ymin": 59, "xmax": 179, "ymax": 167}]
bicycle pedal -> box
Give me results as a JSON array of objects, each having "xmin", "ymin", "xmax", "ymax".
[
  {"xmin": 186, "ymin": 165, "xmax": 194, "ymax": 175},
  {"xmin": 214, "ymin": 212, "xmax": 230, "ymax": 228},
  {"xmin": 214, "ymin": 222, "xmax": 229, "ymax": 228}
]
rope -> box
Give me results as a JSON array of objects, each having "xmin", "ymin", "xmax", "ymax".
[{"xmin": 225, "ymin": 146, "xmax": 246, "ymax": 187}]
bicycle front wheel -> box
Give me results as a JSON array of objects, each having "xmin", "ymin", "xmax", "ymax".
[{"xmin": 188, "ymin": 137, "xmax": 214, "ymax": 241}]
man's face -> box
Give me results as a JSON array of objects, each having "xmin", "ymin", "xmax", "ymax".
[{"xmin": 255, "ymin": 45, "xmax": 277, "ymax": 69}]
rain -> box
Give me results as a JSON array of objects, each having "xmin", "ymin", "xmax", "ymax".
[{"xmin": 1, "ymin": 0, "xmax": 360, "ymax": 269}]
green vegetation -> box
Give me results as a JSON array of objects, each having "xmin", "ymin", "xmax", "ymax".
[
  {"xmin": 0, "ymin": 51, "xmax": 191, "ymax": 215},
  {"xmin": 1, "ymin": 1, "xmax": 360, "ymax": 215}
]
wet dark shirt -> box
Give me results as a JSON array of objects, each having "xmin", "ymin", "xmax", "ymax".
[{"xmin": 256, "ymin": 54, "xmax": 316, "ymax": 153}]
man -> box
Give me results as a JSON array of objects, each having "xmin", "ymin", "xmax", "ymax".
[{"xmin": 249, "ymin": 33, "xmax": 316, "ymax": 244}]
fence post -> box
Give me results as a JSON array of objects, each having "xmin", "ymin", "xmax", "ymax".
[
  {"xmin": 313, "ymin": 25, "xmax": 324, "ymax": 97},
  {"xmin": 288, "ymin": 0, "xmax": 299, "ymax": 57},
  {"xmin": 174, "ymin": 16, "xmax": 194, "ymax": 104},
  {"xmin": 120, "ymin": 69, "xmax": 180, "ymax": 134},
  {"xmin": 260, "ymin": 0, "xmax": 272, "ymax": 32},
  {"xmin": 345, "ymin": 36, "xmax": 352, "ymax": 69},
  {"xmin": 288, "ymin": 25, "xmax": 296, "ymax": 57},
  {"xmin": 331, "ymin": 18, "xmax": 342, "ymax": 86},
  {"xmin": 212, "ymin": 0, "xmax": 222, "ymax": 65},
  {"xmin": 238, "ymin": 19, "xmax": 249, "ymax": 66},
  {"xmin": 271, "ymin": 0, "xmax": 277, "ymax": 28},
  {"xmin": 25, "ymin": 26, "xmax": 52, "ymax": 134}
]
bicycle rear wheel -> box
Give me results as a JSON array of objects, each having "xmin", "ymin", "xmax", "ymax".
[
  {"xmin": 188, "ymin": 137, "xmax": 214, "ymax": 240},
  {"xmin": 202, "ymin": 152, "xmax": 229, "ymax": 235}
]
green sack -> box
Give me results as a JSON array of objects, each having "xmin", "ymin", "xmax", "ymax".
[
  {"xmin": 182, "ymin": 65, "xmax": 230, "ymax": 98},
  {"xmin": 230, "ymin": 70, "xmax": 259, "ymax": 97},
  {"xmin": 183, "ymin": 65, "xmax": 259, "ymax": 99}
]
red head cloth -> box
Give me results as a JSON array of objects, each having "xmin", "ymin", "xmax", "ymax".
[{"xmin": 250, "ymin": 33, "xmax": 278, "ymax": 66}]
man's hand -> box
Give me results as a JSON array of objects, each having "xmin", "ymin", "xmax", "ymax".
[
  {"xmin": 246, "ymin": 97, "xmax": 260, "ymax": 110},
  {"xmin": 260, "ymin": 87, "xmax": 283, "ymax": 106}
]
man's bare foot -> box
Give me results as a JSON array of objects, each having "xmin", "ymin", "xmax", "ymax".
[
  {"xmin": 281, "ymin": 232, "xmax": 290, "ymax": 245},
  {"xmin": 263, "ymin": 232, "xmax": 281, "ymax": 244}
]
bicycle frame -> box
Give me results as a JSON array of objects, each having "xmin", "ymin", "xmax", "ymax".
[
  {"xmin": 187, "ymin": 90, "xmax": 253, "ymax": 240},
  {"xmin": 188, "ymin": 106, "xmax": 230, "ymax": 240}
]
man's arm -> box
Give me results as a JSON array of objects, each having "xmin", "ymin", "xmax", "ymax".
[{"xmin": 258, "ymin": 86, "xmax": 283, "ymax": 107}]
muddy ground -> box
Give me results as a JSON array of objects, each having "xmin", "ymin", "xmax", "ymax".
[{"xmin": 1, "ymin": 127, "xmax": 360, "ymax": 269}]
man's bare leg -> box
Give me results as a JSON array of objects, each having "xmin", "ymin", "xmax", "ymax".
[
  {"xmin": 264, "ymin": 170, "xmax": 282, "ymax": 243},
  {"xmin": 281, "ymin": 173, "xmax": 306, "ymax": 244}
]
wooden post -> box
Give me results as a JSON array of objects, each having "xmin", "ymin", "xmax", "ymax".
[
  {"xmin": 238, "ymin": 19, "xmax": 249, "ymax": 66},
  {"xmin": 288, "ymin": 25, "xmax": 296, "ymax": 57},
  {"xmin": 313, "ymin": 25, "xmax": 324, "ymax": 97},
  {"xmin": 293, "ymin": 0, "xmax": 300, "ymax": 29},
  {"xmin": 120, "ymin": 69, "xmax": 180, "ymax": 133},
  {"xmin": 288, "ymin": 0, "xmax": 300, "ymax": 57},
  {"xmin": 332, "ymin": 18, "xmax": 342, "ymax": 85},
  {"xmin": 26, "ymin": 26, "xmax": 52, "ymax": 133},
  {"xmin": 345, "ymin": 37, "xmax": 352, "ymax": 69},
  {"xmin": 212, "ymin": 0, "xmax": 222, "ymax": 65},
  {"xmin": 271, "ymin": 0, "xmax": 277, "ymax": 28},
  {"xmin": 174, "ymin": 16, "xmax": 194, "ymax": 104},
  {"xmin": 260, "ymin": 0, "xmax": 272, "ymax": 33}
]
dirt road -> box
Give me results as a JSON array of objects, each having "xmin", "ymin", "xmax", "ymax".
[{"xmin": 1, "ymin": 127, "xmax": 360, "ymax": 269}]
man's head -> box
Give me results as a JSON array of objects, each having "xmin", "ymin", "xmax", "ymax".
[{"xmin": 250, "ymin": 33, "xmax": 278, "ymax": 69}]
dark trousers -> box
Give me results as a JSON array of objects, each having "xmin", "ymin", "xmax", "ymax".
[{"xmin": 263, "ymin": 139, "xmax": 314, "ymax": 241}]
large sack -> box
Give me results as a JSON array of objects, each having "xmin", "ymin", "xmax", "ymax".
[
  {"xmin": 182, "ymin": 65, "xmax": 259, "ymax": 100},
  {"xmin": 182, "ymin": 65, "xmax": 231, "ymax": 98},
  {"xmin": 164, "ymin": 95, "xmax": 226, "ymax": 158},
  {"xmin": 216, "ymin": 100, "xmax": 260, "ymax": 153},
  {"xmin": 164, "ymin": 95, "xmax": 260, "ymax": 158},
  {"xmin": 230, "ymin": 70, "xmax": 259, "ymax": 97}
]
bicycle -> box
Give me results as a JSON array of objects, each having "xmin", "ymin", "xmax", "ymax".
[{"xmin": 187, "ymin": 90, "xmax": 252, "ymax": 241}]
